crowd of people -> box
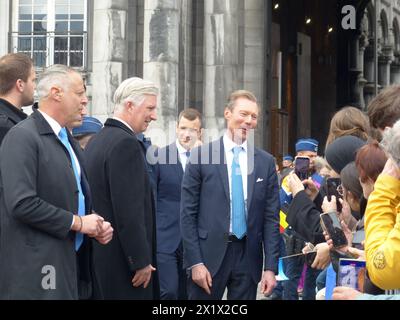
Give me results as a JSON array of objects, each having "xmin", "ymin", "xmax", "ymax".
[
  {"xmin": 272, "ymin": 100, "xmax": 400, "ymax": 300},
  {"xmin": 0, "ymin": 52, "xmax": 399, "ymax": 300}
]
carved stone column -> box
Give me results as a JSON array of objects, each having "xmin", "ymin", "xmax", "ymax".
[
  {"xmin": 243, "ymin": 0, "xmax": 265, "ymax": 147},
  {"xmin": 378, "ymin": 46, "xmax": 394, "ymax": 89},
  {"xmin": 358, "ymin": 32, "xmax": 369, "ymax": 109},
  {"xmin": 348, "ymin": 33, "xmax": 363, "ymax": 107},
  {"xmin": 363, "ymin": 40, "xmax": 376, "ymax": 107},
  {"xmin": 143, "ymin": 0, "xmax": 180, "ymax": 147},
  {"xmin": 92, "ymin": 0, "xmax": 129, "ymax": 121},
  {"xmin": 203, "ymin": 0, "xmax": 241, "ymax": 141},
  {"xmin": 390, "ymin": 52, "xmax": 400, "ymax": 84}
]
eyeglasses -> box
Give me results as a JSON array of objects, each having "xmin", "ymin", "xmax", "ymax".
[{"xmin": 337, "ymin": 184, "xmax": 344, "ymax": 197}]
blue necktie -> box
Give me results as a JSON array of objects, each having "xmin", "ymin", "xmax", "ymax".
[
  {"xmin": 231, "ymin": 146, "xmax": 246, "ymax": 239},
  {"xmin": 184, "ymin": 150, "xmax": 190, "ymax": 171},
  {"xmin": 59, "ymin": 128, "xmax": 85, "ymax": 251}
]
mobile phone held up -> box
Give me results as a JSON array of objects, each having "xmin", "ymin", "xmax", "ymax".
[
  {"xmin": 326, "ymin": 177, "xmax": 343, "ymax": 212},
  {"xmin": 320, "ymin": 212, "xmax": 348, "ymax": 249},
  {"xmin": 337, "ymin": 258, "xmax": 366, "ymax": 292},
  {"xmin": 294, "ymin": 156, "xmax": 310, "ymax": 181}
]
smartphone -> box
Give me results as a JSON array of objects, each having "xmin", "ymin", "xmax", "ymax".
[
  {"xmin": 326, "ymin": 177, "xmax": 343, "ymax": 212},
  {"xmin": 337, "ymin": 258, "xmax": 366, "ymax": 292},
  {"xmin": 294, "ymin": 156, "xmax": 310, "ymax": 181},
  {"xmin": 352, "ymin": 229, "xmax": 365, "ymax": 246},
  {"xmin": 320, "ymin": 212, "xmax": 348, "ymax": 248},
  {"xmin": 305, "ymin": 251, "xmax": 317, "ymax": 267}
]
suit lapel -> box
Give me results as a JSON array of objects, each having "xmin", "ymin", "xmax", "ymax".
[
  {"xmin": 216, "ymin": 137, "xmax": 230, "ymax": 201},
  {"xmin": 247, "ymin": 145, "xmax": 258, "ymax": 211},
  {"xmin": 33, "ymin": 110, "xmax": 72, "ymax": 160},
  {"xmin": 169, "ymin": 143, "xmax": 184, "ymax": 178}
]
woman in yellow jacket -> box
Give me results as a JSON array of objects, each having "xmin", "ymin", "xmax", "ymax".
[{"xmin": 365, "ymin": 121, "xmax": 400, "ymax": 290}]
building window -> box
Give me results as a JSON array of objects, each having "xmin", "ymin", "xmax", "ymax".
[{"xmin": 12, "ymin": 0, "xmax": 87, "ymax": 70}]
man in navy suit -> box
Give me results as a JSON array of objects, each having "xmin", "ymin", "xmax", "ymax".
[
  {"xmin": 181, "ymin": 90, "xmax": 280, "ymax": 300},
  {"xmin": 154, "ymin": 108, "xmax": 202, "ymax": 300}
]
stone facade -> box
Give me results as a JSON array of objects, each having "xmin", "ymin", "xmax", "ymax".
[
  {"xmin": 89, "ymin": 0, "xmax": 267, "ymax": 147},
  {"xmin": 354, "ymin": 0, "xmax": 400, "ymax": 109},
  {"xmin": 2, "ymin": 0, "xmax": 400, "ymax": 150}
]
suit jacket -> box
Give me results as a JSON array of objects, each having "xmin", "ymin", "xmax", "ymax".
[
  {"xmin": 0, "ymin": 110, "xmax": 93, "ymax": 300},
  {"xmin": 0, "ymin": 98, "xmax": 27, "ymax": 145},
  {"xmin": 154, "ymin": 143, "xmax": 184, "ymax": 254},
  {"xmin": 84, "ymin": 118, "xmax": 156, "ymax": 299},
  {"xmin": 180, "ymin": 137, "xmax": 280, "ymax": 284}
]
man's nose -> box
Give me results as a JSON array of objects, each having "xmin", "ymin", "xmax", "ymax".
[
  {"xmin": 151, "ymin": 110, "xmax": 157, "ymax": 121},
  {"xmin": 245, "ymin": 115, "xmax": 253, "ymax": 123},
  {"xmin": 82, "ymin": 104, "xmax": 88, "ymax": 116},
  {"xmin": 82, "ymin": 96, "xmax": 89, "ymax": 105}
]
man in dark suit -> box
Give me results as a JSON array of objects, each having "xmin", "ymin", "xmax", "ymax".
[
  {"xmin": 0, "ymin": 53, "xmax": 36, "ymax": 145},
  {"xmin": 155, "ymin": 108, "xmax": 202, "ymax": 300},
  {"xmin": 181, "ymin": 90, "xmax": 280, "ymax": 300},
  {"xmin": 85, "ymin": 77, "xmax": 159, "ymax": 299},
  {"xmin": 0, "ymin": 65, "xmax": 113, "ymax": 299}
]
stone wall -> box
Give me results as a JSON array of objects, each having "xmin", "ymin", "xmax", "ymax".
[
  {"xmin": 0, "ymin": 0, "xmax": 10, "ymax": 57},
  {"xmin": 92, "ymin": 0, "xmax": 129, "ymax": 122}
]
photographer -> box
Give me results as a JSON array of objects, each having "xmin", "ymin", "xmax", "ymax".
[
  {"xmin": 279, "ymin": 138, "xmax": 321, "ymax": 300},
  {"xmin": 285, "ymin": 136, "xmax": 366, "ymax": 245}
]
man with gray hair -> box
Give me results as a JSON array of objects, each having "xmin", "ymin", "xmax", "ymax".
[
  {"xmin": 0, "ymin": 64, "xmax": 113, "ymax": 299},
  {"xmin": 85, "ymin": 77, "xmax": 159, "ymax": 299}
]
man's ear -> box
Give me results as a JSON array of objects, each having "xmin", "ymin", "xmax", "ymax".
[
  {"xmin": 16, "ymin": 79, "xmax": 24, "ymax": 93},
  {"xmin": 199, "ymin": 128, "xmax": 204, "ymax": 140},
  {"xmin": 126, "ymin": 101, "xmax": 135, "ymax": 111},
  {"xmin": 50, "ymin": 87, "xmax": 63, "ymax": 101},
  {"xmin": 224, "ymin": 107, "xmax": 231, "ymax": 120}
]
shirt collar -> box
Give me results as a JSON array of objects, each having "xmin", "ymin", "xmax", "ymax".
[
  {"xmin": 176, "ymin": 139, "xmax": 189, "ymax": 154},
  {"xmin": 223, "ymin": 132, "xmax": 248, "ymax": 153},
  {"xmin": 113, "ymin": 116, "xmax": 134, "ymax": 133},
  {"xmin": 38, "ymin": 110, "xmax": 62, "ymax": 136}
]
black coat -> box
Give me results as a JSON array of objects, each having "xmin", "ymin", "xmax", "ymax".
[
  {"xmin": 0, "ymin": 111, "xmax": 94, "ymax": 299},
  {"xmin": 85, "ymin": 119, "xmax": 156, "ymax": 300},
  {"xmin": 0, "ymin": 98, "xmax": 27, "ymax": 145},
  {"xmin": 286, "ymin": 191, "xmax": 326, "ymax": 244}
]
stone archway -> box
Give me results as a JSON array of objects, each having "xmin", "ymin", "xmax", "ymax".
[
  {"xmin": 391, "ymin": 18, "xmax": 400, "ymax": 84},
  {"xmin": 363, "ymin": 2, "xmax": 376, "ymax": 107},
  {"xmin": 378, "ymin": 8, "xmax": 392, "ymax": 88}
]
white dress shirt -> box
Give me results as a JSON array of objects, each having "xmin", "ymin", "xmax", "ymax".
[
  {"xmin": 39, "ymin": 110, "xmax": 82, "ymax": 178},
  {"xmin": 223, "ymin": 133, "xmax": 248, "ymax": 233},
  {"xmin": 38, "ymin": 110, "xmax": 83, "ymax": 227},
  {"xmin": 176, "ymin": 140, "xmax": 190, "ymax": 171}
]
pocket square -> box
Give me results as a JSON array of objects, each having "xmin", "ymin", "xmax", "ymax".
[{"xmin": 256, "ymin": 178, "xmax": 264, "ymax": 183}]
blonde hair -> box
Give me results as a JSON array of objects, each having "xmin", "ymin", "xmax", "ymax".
[{"xmin": 225, "ymin": 90, "xmax": 258, "ymax": 111}]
